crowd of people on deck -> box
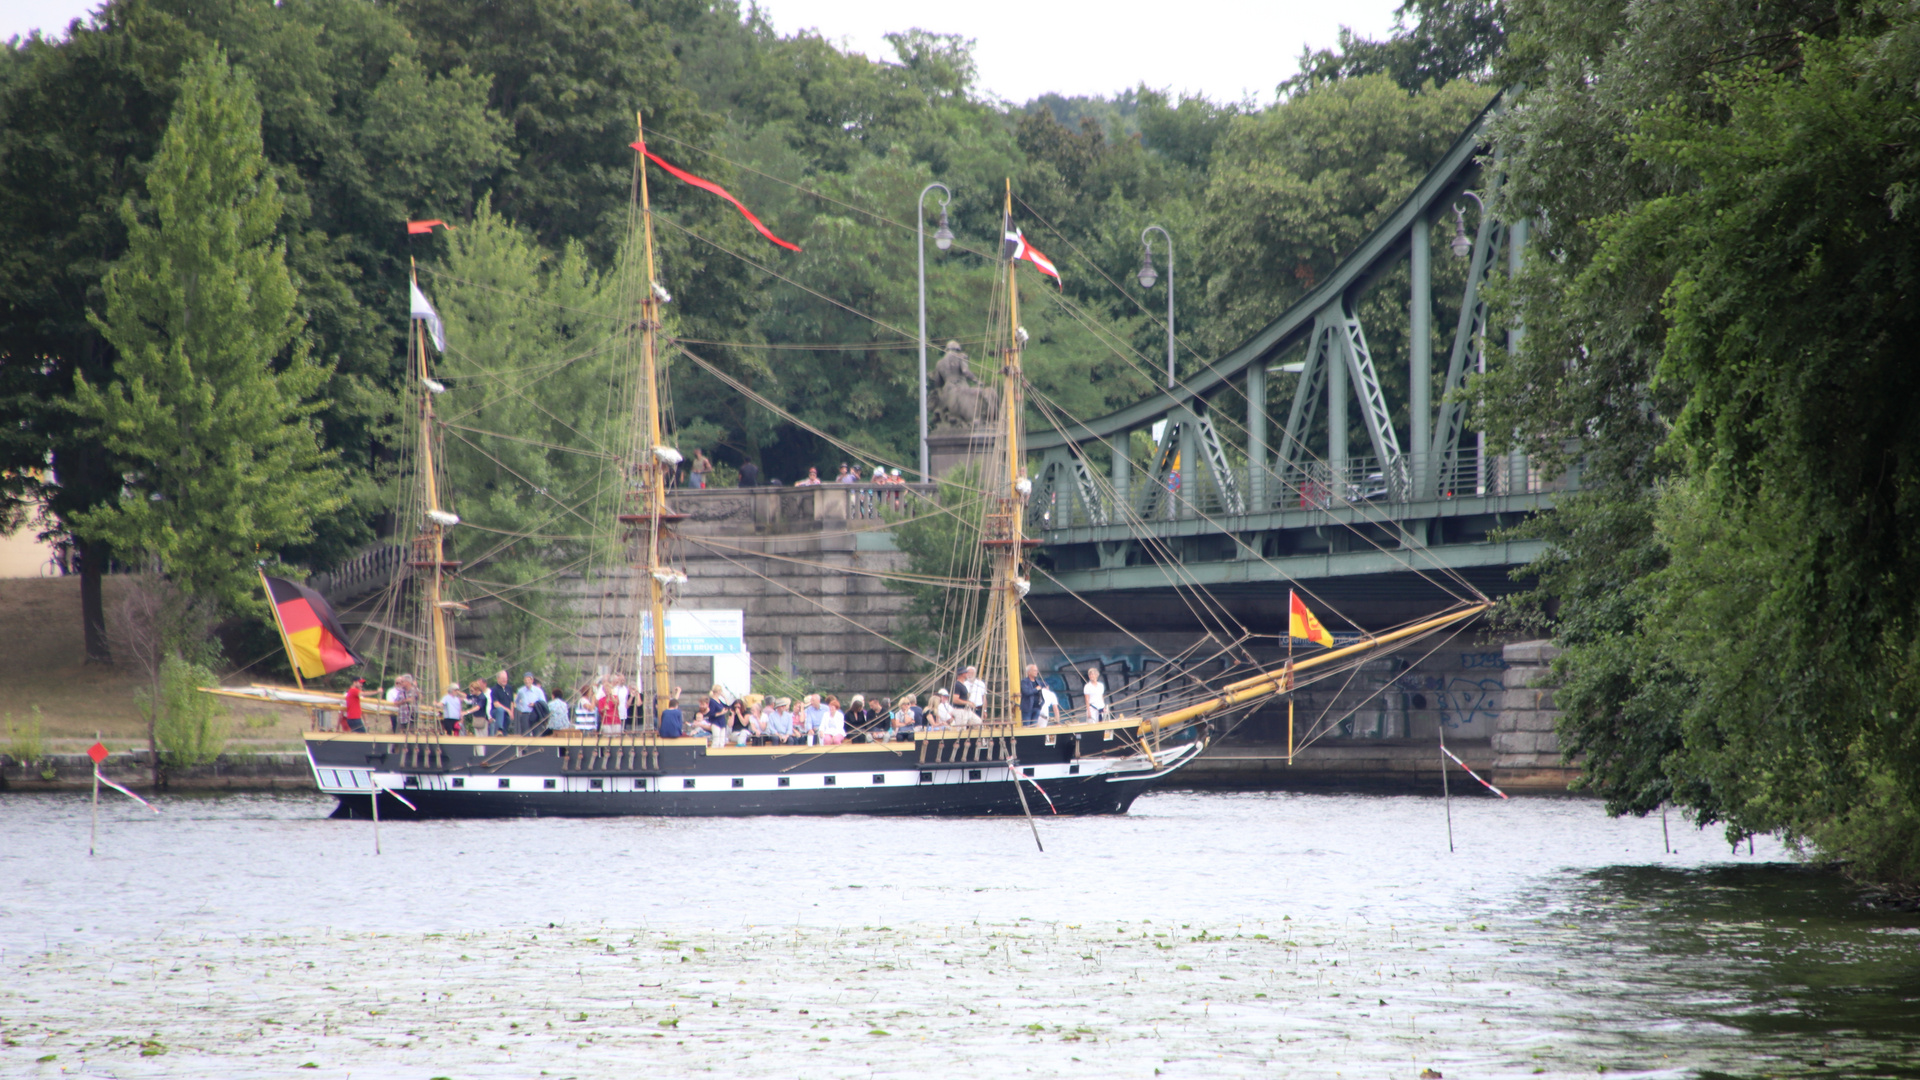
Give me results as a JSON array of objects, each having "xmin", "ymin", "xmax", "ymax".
[{"xmin": 337, "ymin": 662, "xmax": 1115, "ymax": 743}]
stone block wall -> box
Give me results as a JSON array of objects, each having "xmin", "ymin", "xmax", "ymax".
[
  {"xmin": 460, "ymin": 531, "xmax": 920, "ymax": 700},
  {"xmin": 1494, "ymin": 639, "xmax": 1563, "ymax": 768}
]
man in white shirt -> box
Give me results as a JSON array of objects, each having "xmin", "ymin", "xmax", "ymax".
[{"xmin": 959, "ymin": 666, "xmax": 988, "ymax": 720}]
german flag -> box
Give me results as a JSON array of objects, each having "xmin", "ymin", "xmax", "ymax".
[
  {"xmin": 264, "ymin": 575, "xmax": 362, "ymax": 678},
  {"xmin": 1289, "ymin": 590, "xmax": 1335, "ymax": 648}
]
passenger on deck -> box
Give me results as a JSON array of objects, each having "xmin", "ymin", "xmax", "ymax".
[
  {"xmin": 695, "ymin": 701, "xmax": 727, "ymax": 746},
  {"xmin": 513, "ymin": 673, "xmax": 547, "ymax": 734},
  {"xmin": 846, "ymin": 694, "xmax": 875, "ymax": 737},
  {"xmin": 440, "ymin": 681, "xmax": 468, "ymax": 735},
  {"xmin": 890, "ymin": 694, "xmax": 922, "ymax": 740},
  {"xmin": 948, "ymin": 683, "xmax": 981, "ymax": 726},
  {"xmin": 657, "ymin": 697, "xmax": 684, "ymax": 739},
  {"xmin": 389, "ymin": 674, "xmax": 419, "ymax": 732},
  {"xmin": 596, "ymin": 685, "xmax": 622, "ymax": 731},
  {"xmin": 487, "ymin": 670, "xmax": 512, "ymax": 736},
  {"xmin": 341, "ymin": 676, "xmax": 367, "ymax": 733},
  {"xmin": 764, "ymin": 698, "xmax": 796, "ymax": 745},
  {"xmin": 573, "ymin": 682, "xmax": 599, "ymax": 732},
  {"xmin": 1037, "ymin": 682, "xmax": 1060, "ymax": 725},
  {"xmin": 1083, "ymin": 667, "xmax": 1107, "ymax": 723},
  {"xmin": 959, "ymin": 666, "xmax": 988, "ymax": 717},
  {"xmin": 800, "ymin": 694, "xmax": 826, "ymax": 745},
  {"xmin": 604, "ymin": 672, "xmax": 632, "ymax": 726},
  {"xmin": 465, "ymin": 680, "xmax": 490, "ymax": 734},
  {"xmin": 820, "ymin": 696, "xmax": 847, "ymax": 745},
  {"xmin": 733, "ymin": 699, "xmax": 757, "ymax": 745},
  {"xmin": 1021, "ymin": 664, "xmax": 1044, "ymax": 725},
  {"xmin": 929, "ymin": 688, "xmax": 955, "ymax": 728}
]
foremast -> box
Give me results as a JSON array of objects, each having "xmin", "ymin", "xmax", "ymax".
[{"xmin": 409, "ymin": 260, "xmax": 456, "ymax": 693}]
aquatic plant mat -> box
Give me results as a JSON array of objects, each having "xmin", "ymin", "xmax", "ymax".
[
  {"xmin": 4, "ymin": 792, "xmax": 1915, "ymax": 1078},
  {"xmin": 4, "ymin": 909, "xmax": 1916, "ymax": 1079}
]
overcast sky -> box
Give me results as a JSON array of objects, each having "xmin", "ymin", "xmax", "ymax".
[{"xmin": 3, "ymin": 0, "xmax": 1399, "ymax": 105}]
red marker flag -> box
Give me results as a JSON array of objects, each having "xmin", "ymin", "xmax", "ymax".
[
  {"xmin": 631, "ymin": 141, "xmax": 802, "ymax": 252},
  {"xmin": 407, "ymin": 219, "xmax": 450, "ymax": 235},
  {"xmin": 87, "ymin": 741, "xmax": 108, "ymax": 765},
  {"xmin": 264, "ymin": 575, "xmax": 363, "ymax": 678}
]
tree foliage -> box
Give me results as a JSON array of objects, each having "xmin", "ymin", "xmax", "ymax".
[
  {"xmin": 1483, "ymin": 0, "xmax": 1920, "ymax": 885},
  {"xmin": 3, "ymin": 0, "xmax": 1509, "ymax": 698},
  {"xmin": 70, "ymin": 50, "xmax": 343, "ymax": 611},
  {"xmin": 1288, "ymin": 0, "xmax": 1506, "ymax": 95}
]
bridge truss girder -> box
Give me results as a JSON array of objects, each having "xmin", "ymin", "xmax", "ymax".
[{"xmin": 1022, "ymin": 92, "xmax": 1569, "ymax": 592}]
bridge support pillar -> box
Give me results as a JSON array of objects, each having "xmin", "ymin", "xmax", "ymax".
[
  {"xmin": 1246, "ymin": 362, "xmax": 1267, "ymax": 513},
  {"xmin": 1410, "ymin": 212, "xmax": 1432, "ymax": 498},
  {"xmin": 1327, "ymin": 326, "xmax": 1348, "ymax": 494}
]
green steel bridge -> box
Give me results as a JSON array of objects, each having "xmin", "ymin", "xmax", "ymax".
[{"xmin": 1022, "ymin": 97, "xmax": 1567, "ymax": 634}]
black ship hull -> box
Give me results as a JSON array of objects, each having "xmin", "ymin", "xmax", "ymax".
[{"xmin": 307, "ymin": 720, "xmax": 1204, "ymax": 820}]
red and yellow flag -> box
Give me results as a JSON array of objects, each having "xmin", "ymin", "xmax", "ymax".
[
  {"xmin": 264, "ymin": 575, "xmax": 363, "ymax": 679},
  {"xmin": 1289, "ymin": 590, "xmax": 1334, "ymax": 648}
]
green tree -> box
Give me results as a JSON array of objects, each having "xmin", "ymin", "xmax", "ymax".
[
  {"xmin": 885, "ymin": 468, "xmax": 989, "ymax": 666},
  {"xmin": 1482, "ymin": 0, "xmax": 1920, "ymax": 885},
  {"xmin": 428, "ymin": 201, "xmax": 621, "ymax": 677},
  {"xmin": 70, "ymin": 50, "xmax": 343, "ymax": 611},
  {"xmin": 1287, "ymin": 0, "xmax": 1506, "ymax": 95},
  {"xmin": 0, "ymin": 0, "xmax": 513, "ymax": 657},
  {"xmin": 1199, "ymin": 75, "xmax": 1492, "ymax": 353}
]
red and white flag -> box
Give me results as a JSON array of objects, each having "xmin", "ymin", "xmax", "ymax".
[{"xmin": 1003, "ymin": 228, "xmax": 1062, "ymax": 288}]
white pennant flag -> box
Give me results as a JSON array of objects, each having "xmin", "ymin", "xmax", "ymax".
[{"xmin": 409, "ymin": 278, "xmax": 446, "ymax": 352}]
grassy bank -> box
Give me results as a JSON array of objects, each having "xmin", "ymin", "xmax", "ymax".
[{"xmin": 0, "ymin": 576, "xmax": 307, "ymax": 754}]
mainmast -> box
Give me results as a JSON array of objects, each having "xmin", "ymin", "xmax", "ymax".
[
  {"xmin": 994, "ymin": 179, "xmax": 1029, "ymax": 725},
  {"xmin": 633, "ymin": 112, "xmax": 673, "ymax": 724},
  {"xmin": 410, "ymin": 261, "xmax": 455, "ymax": 693}
]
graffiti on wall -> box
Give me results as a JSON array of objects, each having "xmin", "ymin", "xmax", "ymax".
[
  {"xmin": 1434, "ymin": 677, "xmax": 1503, "ymax": 731},
  {"xmin": 1038, "ymin": 652, "xmax": 1231, "ymax": 717}
]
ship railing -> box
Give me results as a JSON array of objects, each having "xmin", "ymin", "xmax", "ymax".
[
  {"xmin": 556, "ymin": 727, "xmax": 663, "ymax": 773},
  {"xmin": 915, "ymin": 721, "xmax": 1022, "ymax": 765}
]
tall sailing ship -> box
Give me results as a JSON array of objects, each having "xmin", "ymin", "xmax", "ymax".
[{"xmin": 216, "ymin": 116, "xmax": 1488, "ymax": 819}]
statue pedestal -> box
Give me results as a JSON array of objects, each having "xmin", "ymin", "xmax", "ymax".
[{"xmin": 927, "ymin": 427, "xmax": 998, "ymax": 480}]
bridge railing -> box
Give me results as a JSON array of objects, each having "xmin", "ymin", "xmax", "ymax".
[{"xmin": 1027, "ymin": 447, "xmax": 1581, "ymax": 534}]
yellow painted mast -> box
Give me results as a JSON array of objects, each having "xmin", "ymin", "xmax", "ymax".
[
  {"xmin": 635, "ymin": 112, "xmax": 672, "ymax": 725},
  {"xmin": 998, "ymin": 179, "xmax": 1027, "ymax": 726},
  {"xmin": 411, "ymin": 266, "xmax": 453, "ymax": 694}
]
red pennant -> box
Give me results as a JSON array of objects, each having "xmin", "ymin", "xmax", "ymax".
[
  {"xmin": 407, "ymin": 219, "xmax": 450, "ymax": 235},
  {"xmin": 631, "ymin": 142, "xmax": 802, "ymax": 252}
]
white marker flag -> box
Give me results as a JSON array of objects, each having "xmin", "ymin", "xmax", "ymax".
[{"xmin": 409, "ymin": 278, "xmax": 447, "ymax": 352}]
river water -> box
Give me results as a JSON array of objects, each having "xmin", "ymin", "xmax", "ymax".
[{"xmin": 1, "ymin": 790, "xmax": 1915, "ymax": 1079}]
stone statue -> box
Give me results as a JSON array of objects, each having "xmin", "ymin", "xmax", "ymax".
[{"xmin": 929, "ymin": 340, "xmax": 998, "ymax": 430}]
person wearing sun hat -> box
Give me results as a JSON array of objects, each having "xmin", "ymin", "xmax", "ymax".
[
  {"xmin": 439, "ymin": 682, "xmax": 468, "ymax": 735},
  {"xmin": 764, "ymin": 697, "xmax": 795, "ymax": 744},
  {"xmin": 929, "ymin": 687, "xmax": 956, "ymax": 728}
]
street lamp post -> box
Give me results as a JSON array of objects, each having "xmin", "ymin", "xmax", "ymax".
[
  {"xmin": 917, "ymin": 182, "xmax": 953, "ymax": 482},
  {"xmin": 1139, "ymin": 225, "xmax": 1174, "ymax": 389}
]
